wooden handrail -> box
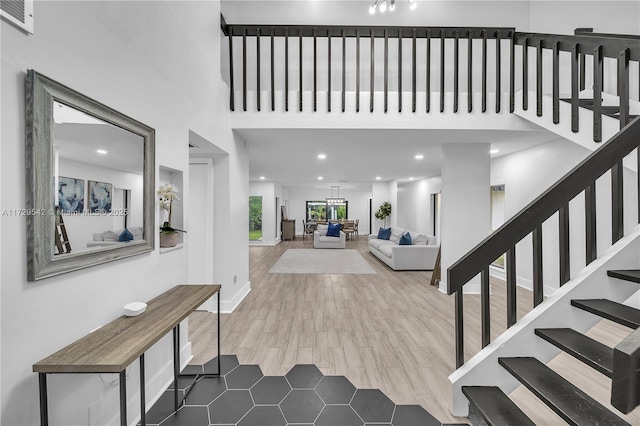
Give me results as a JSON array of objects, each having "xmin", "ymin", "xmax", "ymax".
[{"xmin": 447, "ymin": 116, "xmax": 640, "ymax": 295}]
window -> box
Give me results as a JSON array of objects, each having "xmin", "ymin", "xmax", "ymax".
[
  {"xmin": 306, "ymin": 201, "xmax": 348, "ymax": 221},
  {"xmin": 327, "ymin": 201, "xmax": 348, "ymax": 221},
  {"xmin": 306, "ymin": 201, "xmax": 326, "ymax": 220},
  {"xmin": 249, "ymin": 196, "xmax": 262, "ymax": 241}
]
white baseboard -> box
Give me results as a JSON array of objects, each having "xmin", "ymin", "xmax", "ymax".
[
  {"xmin": 249, "ymin": 240, "xmax": 280, "ymax": 246},
  {"xmin": 216, "ymin": 281, "xmax": 251, "ymax": 313}
]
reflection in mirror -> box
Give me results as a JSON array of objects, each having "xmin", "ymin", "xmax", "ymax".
[
  {"xmin": 26, "ymin": 70, "xmax": 155, "ymax": 281},
  {"xmin": 53, "ymin": 102, "xmax": 144, "ymax": 255}
]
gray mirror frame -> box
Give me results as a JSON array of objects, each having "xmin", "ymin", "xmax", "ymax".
[{"xmin": 26, "ymin": 70, "xmax": 155, "ymax": 281}]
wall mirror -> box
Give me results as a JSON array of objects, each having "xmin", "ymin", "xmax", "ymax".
[{"xmin": 26, "ymin": 70, "xmax": 155, "ymax": 281}]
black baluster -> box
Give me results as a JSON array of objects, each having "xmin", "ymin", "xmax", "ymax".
[
  {"xmin": 313, "ymin": 28, "xmax": 317, "ymax": 112},
  {"xmin": 229, "ymin": 29, "xmax": 235, "ymax": 111},
  {"xmin": 552, "ymin": 42, "xmax": 559, "ymax": 124},
  {"xmin": 481, "ymin": 267, "xmax": 490, "ymax": 348},
  {"xmin": 440, "ymin": 30, "xmax": 445, "ymax": 112},
  {"xmin": 481, "ymin": 30, "xmax": 487, "ymax": 112},
  {"xmin": 571, "ymin": 44, "xmax": 579, "ymax": 132},
  {"xmin": 509, "ymin": 31, "xmax": 515, "ymax": 113},
  {"xmin": 612, "ymin": 161, "xmax": 624, "ymax": 244},
  {"xmin": 285, "ymin": 28, "xmax": 289, "ymax": 112},
  {"xmin": 342, "ymin": 29, "xmax": 346, "ymax": 112},
  {"xmin": 453, "ymin": 31, "xmax": 459, "ymax": 113},
  {"xmin": 522, "ymin": 37, "xmax": 528, "ymax": 110},
  {"xmin": 536, "ymin": 39, "xmax": 542, "ymax": 117},
  {"xmin": 371, "ymin": 29, "xmax": 375, "ymax": 113},
  {"xmin": 426, "ymin": 30, "xmax": 431, "ymax": 113},
  {"xmin": 455, "ymin": 289, "xmax": 464, "ymax": 368},
  {"xmin": 468, "ymin": 30, "xmax": 473, "ymax": 113},
  {"xmin": 532, "ymin": 226, "xmax": 543, "ymax": 307},
  {"xmin": 585, "ymin": 182, "xmax": 597, "ymax": 265},
  {"xmin": 328, "ymin": 31, "xmax": 332, "ymax": 112},
  {"xmin": 242, "ymin": 28, "xmax": 247, "ymax": 111},
  {"xmin": 257, "ymin": 28, "xmax": 261, "ymax": 111},
  {"xmin": 559, "ymin": 204, "xmax": 570, "ymax": 286},
  {"xmin": 593, "ymin": 45, "xmax": 603, "ymax": 142},
  {"xmin": 270, "ymin": 28, "xmax": 275, "ymax": 111},
  {"xmin": 506, "ymin": 247, "xmax": 516, "ymax": 328},
  {"xmin": 398, "ymin": 29, "xmax": 403, "ymax": 113},
  {"xmin": 356, "ymin": 29, "xmax": 360, "ymax": 112},
  {"xmin": 384, "ymin": 29, "xmax": 388, "ymax": 113},
  {"xmin": 412, "ymin": 28, "xmax": 417, "ymax": 113},
  {"xmin": 495, "ymin": 30, "xmax": 501, "ymax": 113}
]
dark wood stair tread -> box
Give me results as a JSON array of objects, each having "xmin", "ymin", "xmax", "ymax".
[
  {"xmin": 498, "ymin": 357, "xmax": 630, "ymax": 426},
  {"xmin": 462, "ymin": 386, "xmax": 535, "ymax": 426},
  {"xmin": 608, "ymin": 270, "xmax": 640, "ymax": 284},
  {"xmin": 535, "ymin": 328, "xmax": 613, "ymax": 377},
  {"xmin": 571, "ymin": 299, "xmax": 640, "ymax": 329}
]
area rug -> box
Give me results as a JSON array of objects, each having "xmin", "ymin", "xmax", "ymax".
[{"xmin": 268, "ymin": 249, "xmax": 377, "ymax": 274}]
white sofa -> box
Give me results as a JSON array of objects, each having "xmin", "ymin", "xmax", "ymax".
[
  {"xmin": 87, "ymin": 226, "xmax": 144, "ymax": 248},
  {"xmin": 314, "ymin": 224, "xmax": 346, "ymax": 249},
  {"xmin": 368, "ymin": 226, "xmax": 439, "ymax": 270}
]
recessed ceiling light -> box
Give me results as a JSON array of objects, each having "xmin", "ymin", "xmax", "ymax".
[
  {"xmin": 259, "ymin": 176, "xmax": 265, "ymax": 180},
  {"xmin": 97, "ymin": 149, "xmax": 107, "ymax": 155},
  {"xmin": 415, "ymin": 154, "xmax": 424, "ymax": 160},
  {"xmin": 409, "ymin": 177, "xmax": 414, "ymax": 180},
  {"xmin": 375, "ymin": 176, "xmax": 381, "ymax": 180},
  {"xmin": 317, "ymin": 154, "xmax": 327, "ymax": 159},
  {"xmin": 318, "ymin": 176, "xmax": 323, "ymax": 180},
  {"xmin": 490, "ymin": 149, "xmax": 500, "ymax": 154}
]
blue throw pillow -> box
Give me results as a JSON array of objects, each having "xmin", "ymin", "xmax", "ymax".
[
  {"xmin": 327, "ymin": 222, "xmax": 341, "ymax": 237},
  {"xmin": 119, "ymin": 228, "xmax": 134, "ymax": 242},
  {"xmin": 399, "ymin": 232, "xmax": 412, "ymax": 245},
  {"xmin": 377, "ymin": 227, "xmax": 391, "ymax": 240}
]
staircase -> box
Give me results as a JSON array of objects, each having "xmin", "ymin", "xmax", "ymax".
[{"xmin": 463, "ymin": 270, "xmax": 640, "ymax": 425}]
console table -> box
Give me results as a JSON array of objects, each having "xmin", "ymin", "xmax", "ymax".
[{"xmin": 33, "ymin": 284, "xmax": 221, "ymax": 426}]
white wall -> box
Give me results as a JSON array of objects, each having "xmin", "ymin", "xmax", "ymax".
[
  {"xmin": 285, "ymin": 187, "xmax": 372, "ymax": 234},
  {"xmin": 58, "ymin": 158, "xmax": 144, "ymax": 251},
  {"xmin": 491, "ymin": 138, "xmax": 638, "ymax": 294},
  {"xmin": 440, "ymin": 143, "xmax": 491, "ymax": 292},
  {"xmin": 1, "ymin": 1, "xmax": 249, "ymax": 425},
  {"xmin": 397, "ymin": 176, "xmax": 442, "ymax": 234}
]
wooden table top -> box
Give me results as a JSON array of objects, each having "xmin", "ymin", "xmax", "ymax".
[{"xmin": 33, "ymin": 285, "xmax": 220, "ymax": 374}]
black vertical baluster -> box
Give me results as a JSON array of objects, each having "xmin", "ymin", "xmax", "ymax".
[
  {"xmin": 585, "ymin": 182, "xmax": 597, "ymax": 265},
  {"xmin": 384, "ymin": 29, "xmax": 388, "ymax": 113},
  {"xmin": 371, "ymin": 29, "xmax": 375, "ymax": 112},
  {"xmin": 229, "ymin": 29, "xmax": 235, "ymax": 111},
  {"xmin": 328, "ymin": 31, "xmax": 332, "ymax": 113},
  {"xmin": 257, "ymin": 28, "xmax": 261, "ymax": 111},
  {"xmin": 313, "ymin": 28, "xmax": 317, "ymax": 112},
  {"xmin": 571, "ymin": 44, "xmax": 579, "ymax": 132},
  {"xmin": 356, "ymin": 29, "xmax": 360, "ymax": 113},
  {"xmin": 579, "ymin": 49, "xmax": 586, "ymax": 90},
  {"xmin": 455, "ymin": 290, "xmax": 464, "ymax": 368},
  {"xmin": 509, "ymin": 31, "xmax": 515, "ymax": 113},
  {"xmin": 593, "ymin": 45, "xmax": 603, "ymax": 142},
  {"xmin": 440, "ymin": 30, "xmax": 445, "ymax": 113},
  {"xmin": 559, "ymin": 203, "xmax": 570, "ymax": 286},
  {"xmin": 412, "ymin": 29, "xmax": 417, "ymax": 113},
  {"xmin": 270, "ymin": 28, "xmax": 275, "ymax": 111},
  {"xmin": 299, "ymin": 29, "xmax": 303, "ymax": 112},
  {"xmin": 481, "ymin": 267, "xmax": 490, "ymax": 348},
  {"xmin": 242, "ymin": 28, "xmax": 247, "ymax": 111},
  {"xmin": 552, "ymin": 42, "xmax": 560, "ymax": 124},
  {"xmin": 532, "ymin": 226, "xmax": 543, "ymax": 307},
  {"xmin": 536, "ymin": 39, "xmax": 542, "ymax": 117},
  {"xmin": 342, "ymin": 29, "xmax": 346, "ymax": 113},
  {"xmin": 453, "ymin": 31, "xmax": 459, "ymax": 113},
  {"xmin": 468, "ymin": 30, "xmax": 473, "ymax": 113},
  {"xmin": 426, "ymin": 30, "xmax": 431, "ymax": 113},
  {"xmin": 285, "ymin": 28, "xmax": 289, "ymax": 112},
  {"xmin": 481, "ymin": 30, "xmax": 487, "ymax": 112},
  {"xmin": 495, "ymin": 30, "xmax": 501, "ymax": 113},
  {"xmin": 618, "ymin": 48, "xmax": 630, "ymax": 128},
  {"xmin": 398, "ymin": 29, "xmax": 403, "ymax": 113},
  {"xmin": 522, "ymin": 38, "xmax": 528, "ymax": 110},
  {"xmin": 506, "ymin": 247, "xmax": 516, "ymax": 328},
  {"xmin": 612, "ymin": 161, "xmax": 624, "ymax": 244}
]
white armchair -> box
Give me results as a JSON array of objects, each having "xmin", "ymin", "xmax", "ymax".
[{"xmin": 313, "ymin": 224, "xmax": 346, "ymax": 249}]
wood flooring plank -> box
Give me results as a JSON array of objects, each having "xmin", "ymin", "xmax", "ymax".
[{"xmin": 185, "ymin": 238, "xmax": 637, "ymax": 424}]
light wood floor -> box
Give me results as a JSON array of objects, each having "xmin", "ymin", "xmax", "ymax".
[{"xmin": 188, "ymin": 237, "xmax": 639, "ymax": 425}]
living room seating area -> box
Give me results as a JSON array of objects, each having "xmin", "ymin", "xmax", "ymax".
[{"xmin": 368, "ymin": 226, "xmax": 439, "ymax": 270}]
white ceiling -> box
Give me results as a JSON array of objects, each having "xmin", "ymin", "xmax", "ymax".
[{"xmin": 241, "ymin": 128, "xmax": 559, "ymax": 189}]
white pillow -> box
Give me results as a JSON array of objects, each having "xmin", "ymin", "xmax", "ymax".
[
  {"xmin": 409, "ymin": 231, "xmax": 428, "ymax": 245},
  {"xmin": 317, "ymin": 224, "xmax": 328, "ymax": 234},
  {"xmin": 427, "ymin": 235, "xmax": 437, "ymax": 245},
  {"xmin": 389, "ymin": 226, "xmax": 405, "ymax": 243}
]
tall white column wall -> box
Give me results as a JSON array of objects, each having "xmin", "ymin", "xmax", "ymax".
[{"xmin": 440, "ymin": 143, "xmax": 491, "ymax": 293}]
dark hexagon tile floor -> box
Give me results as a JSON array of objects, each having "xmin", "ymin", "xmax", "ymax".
[{"xmin": 140, "ymin": 355, "xmax": 451, "ymax": 426}]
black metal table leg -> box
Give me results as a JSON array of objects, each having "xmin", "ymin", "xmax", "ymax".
[
  {"xmin": 39, "ymin": 373, "xmax": 48, "ymax": 426},
  {"xmin": 140, "ymin": 354, "xmax": 146, "ymax": 426},
  {"xmin": 119, "ymin": 370, "xmax": 127, "ymax": 426},
  {"xmin": 173, "ymin": 326, "xmax": 179, "ymax": 411},
  {"xmin": 218, "ymin": 291, "xmax": 221, "ymax": 376}
]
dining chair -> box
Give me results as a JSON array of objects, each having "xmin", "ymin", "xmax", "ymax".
[{"xmin": 354, "ymin": 219, "xmax": 359, "ymax": 239}]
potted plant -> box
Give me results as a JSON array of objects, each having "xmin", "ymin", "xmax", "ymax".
[
  {"xmin": 158, "ymin": 183, "xmax": 186, "ymax": 247},
  {"xmin": 374, "ymin": 201, "xmax": 392, "ymax": 228}
]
